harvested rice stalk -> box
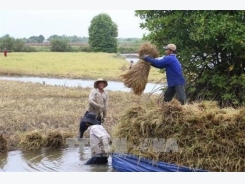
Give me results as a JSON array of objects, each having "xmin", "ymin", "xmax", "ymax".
[
  {"xmin": 120, "ymin": 43, "xmax": 159, "ymax": 95},
  {"xmin": 19, "ymin": 131, "xmax": 44, "ymax": 151},
  {"xmin": 46, "ymin": 132, "xmax": 64, "ymax": 149},
  {"xmin": 0, "ymin": 134, "xmax": 8, "ymax": 153},
  {"xmin": 113, "ymin": 99, "xmax": 245, "ymax": 172}
]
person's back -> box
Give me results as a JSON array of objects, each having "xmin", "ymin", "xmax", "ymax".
[
  {"xmin": 90, "ymin": 125, "xmax": 111, "ymax": 157},
  {"xmin": 164, "ymin": 54, "xmax": 185, "ymax": 87},
  {"xmin": 80, "ymin": 112, "xmax": 111, "ymax": 165},
  {"xmin": 142, "ymin": 43, "xmax": 187, "ymax": 105}
]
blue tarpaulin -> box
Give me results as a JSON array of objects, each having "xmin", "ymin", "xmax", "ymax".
[{"xmin": 112, "ymin": 153, "xmax": 208, "ymax": 172}]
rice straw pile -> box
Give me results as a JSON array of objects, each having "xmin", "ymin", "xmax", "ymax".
[
  {"xmin": 0, "ymin": 134, "xmax": 8, "ymax": 153},
  {"xmin": 113, "ymin": 100, "xmax": 245, "ymax": 171},
  {"xmin": 19, "ymin": 131, "xmax": 44, "ymax": 151},
  {"xmin": 45, "ymin": 131, "xmax": 64, "ymax": 149},
  {"xmin": 120, "ymin": 43, "xmax": 159, "ymax": 95}
]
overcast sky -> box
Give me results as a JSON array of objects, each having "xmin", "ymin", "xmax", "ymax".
[{"xmin": 0, "ymin": 10, "xmax": 147, "ymax": 39}]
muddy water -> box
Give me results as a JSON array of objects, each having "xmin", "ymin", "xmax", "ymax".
[
  {"xmin": 0, "ymin": 148, "xmax": 114, "ymax": 172},
  {"xmin": 0, "ymin": 76, "xmax": 164, "ymax": 94}
]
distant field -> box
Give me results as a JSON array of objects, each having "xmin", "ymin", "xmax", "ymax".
[
  {"xmin": 32, "ymin": 46, "xmax": 81, "ymax": 52},
  {"xmin": 0, "ymin": 52, "xmax": 164, "ymax": 82}
]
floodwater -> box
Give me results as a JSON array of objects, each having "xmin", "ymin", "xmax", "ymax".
[
  {"xmin": 0, "ymin": 147, "xmax": 114, "ymax": 172},
  {"xmin": 0, "ymin": 76, "xmax": 164, "ymax": 94},
  {"xmin": 122, "ymin": 54, "xmax": 139, "ymax": 63}
]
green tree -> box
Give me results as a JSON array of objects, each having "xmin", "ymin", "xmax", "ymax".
[
  {"xmin": 13, "ymin": 39, "xmax": 25, "ymax": 51},
  {"xmin": 0, "ymin": 35, "xmax": 15, "ymax": 50},
  {"xmin": 135, "ymin": 10, "xmax": 245, "ymax": 107},
  {"xmin": 27, "ymin": 35, "xmax": 45, "ymax": 43},
  {"xmin": 48, "ymin": 35, "xmax": 62, "ymax": 41},
  {"xmin": 38, "ymin": 35, "xmax": 45, "ymax": 43},
  {"xmin": 0, "ymin": 35, "xmax": 36, "ymax": 52},
  {"xmin": 88, "ymin": 13, "xmax": 118, "ymax": 53},
  {"xmin": 50, "ymin": 39, "xmax": 72, "ymax": 52}
]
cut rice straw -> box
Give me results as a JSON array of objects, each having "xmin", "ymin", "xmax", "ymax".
[
  {"xmin": 120, "ymin": 43, "xmax": 159, "ymax": 96},
  {"xmin": 112, "ymin": 99, "xmax": 245, "ymax": 172}
]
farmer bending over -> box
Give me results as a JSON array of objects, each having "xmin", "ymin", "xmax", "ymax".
[
  {"xmin": 81, "ymin": 112, "xmax": 111, "ymax": 165},
  {"xmin": 141, "ymin": 44, "xmax": 186, "ymax": 105}
]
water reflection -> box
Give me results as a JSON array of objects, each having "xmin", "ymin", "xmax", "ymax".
[
  {"xmin": 0, "ymin": 76, "xmax": 164, "ymax": 94},
  {"xmin": 0, "ymin": 148, "xmax": 113, "ymax": 172},
  {"xmin": 0, "ymin": 152, "xmax": 7, "ymax": 169}
]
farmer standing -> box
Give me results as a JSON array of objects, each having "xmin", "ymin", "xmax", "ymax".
[
  {"xmin": 78, "ymin": 78, "xmax": 109, "ymax": 138},
  {"xmin": 142, "ymin": 44, "xmax": 186, "ymax": 105},
  {"xmin": 88, "ymin": 78, "xmax": 109, "ymax": 124}
]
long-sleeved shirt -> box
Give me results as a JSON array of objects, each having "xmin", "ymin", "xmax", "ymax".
[
  {"xmin": 89, "ymin": 125, "xmax": 111, "ymax": 157},
  {"xmin": 144, "ymin": 54, "xmax": 185, "ymax": 87},
  {"xmin": 88, "ymin": 89, "xmax": 109, "ymax": 119}
]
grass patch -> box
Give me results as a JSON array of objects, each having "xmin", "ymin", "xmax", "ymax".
[{"xmin": 0, "ymin": 52, "xmax": 164, "ymax": 83}]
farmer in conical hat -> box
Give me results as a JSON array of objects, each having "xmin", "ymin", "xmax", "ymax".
[
  {"xmin": 78, "ymin": 78, "xmax": 109, "ymax": 138},
  {"xmin": 88, "ymin": 78, "xmax": 109, "ymax": 124}
]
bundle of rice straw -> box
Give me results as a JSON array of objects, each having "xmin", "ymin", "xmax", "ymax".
[
  {"xmin": 19, "ymin": 131, "xmax": 44, "ymax": 151},
  {"xmin": 113, "ymin": 99, "xmax": 245, "ymax": 172},
  {"xmin": 120, "ymin": 43, "xmax": 159, "ymax": 95},
  {"xmin": 0, "ymin": 134, "xmax": 8, "ymax": 153},
  {"xmin": 45, "ymin": 131, "xmax": 64, "ymax": 149}
]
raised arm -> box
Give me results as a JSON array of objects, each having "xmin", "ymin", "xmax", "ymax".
[{"xmin": 144, "ymin": 56, "xmax": 171, "ymax": 69}]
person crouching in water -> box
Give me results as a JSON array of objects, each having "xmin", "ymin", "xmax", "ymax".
[{"xmin": 81, "ymin": 112, "xmax": 111, "ymax": 165}]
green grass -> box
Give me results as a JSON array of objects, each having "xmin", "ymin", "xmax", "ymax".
[{"xmin": 0, "ymin": 52, "xmax": 164, "ymax": 82}]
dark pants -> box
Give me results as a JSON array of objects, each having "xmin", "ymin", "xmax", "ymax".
[
  {"xmin": 79, "ymin": 120, "xmax": 88, "ymax": 138},
  {"xmin": 164, "ymin": 85, "xmax": 186, "ymax": 105},
  {"xmin": 85, "ymin": 157, "xmax": 108, "ymax": 165}
]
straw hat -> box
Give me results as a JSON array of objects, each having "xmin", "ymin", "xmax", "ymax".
[{"xmin": 94, "ymin": 78, "xmax": 108, "ymax": 88}]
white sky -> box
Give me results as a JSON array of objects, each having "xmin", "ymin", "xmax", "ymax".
[
  {"xmin": 0, "ymin": 10, "xmax": 147, "ymax": 39},
  {"xmin": 0, "ymin": 0, "xmax": 243, "ymax": 39}
]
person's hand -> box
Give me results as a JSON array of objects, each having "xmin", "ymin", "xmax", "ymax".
[
  {"xmin": 140, "ymin": 55, "xmax": 149, "ymax": 60},
  {"xmin": 99, "ymin": 105, "xmax": 105, "ymax": 111},
  {"xmin": 101, "ymin": 118, "xmax": 107, "ymax": 123}
]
